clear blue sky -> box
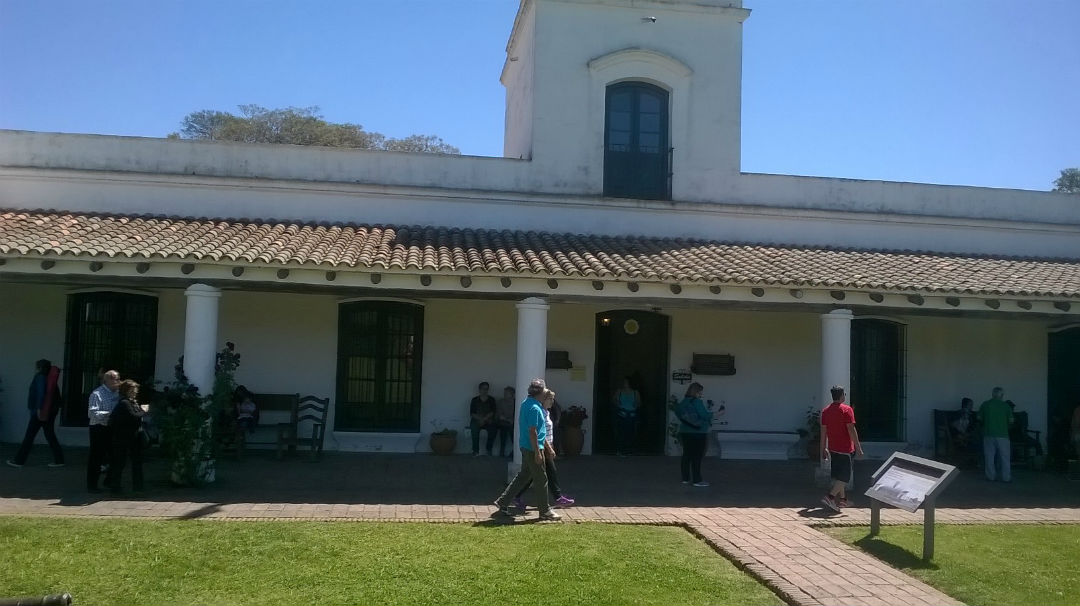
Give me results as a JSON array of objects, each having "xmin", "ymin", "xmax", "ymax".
[{"xmin": 1, "ymin": 0, "xmax": 1077, "ymax": 191}]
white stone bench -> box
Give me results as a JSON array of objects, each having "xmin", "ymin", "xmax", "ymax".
[{"xmin": 712, "ymin": 429, "xmax": 800, "ymax": 460}]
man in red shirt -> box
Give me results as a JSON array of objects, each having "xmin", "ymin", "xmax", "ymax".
[{"xmin": 820, "ymin": 385, "xmax": 864, "ymax": 512}]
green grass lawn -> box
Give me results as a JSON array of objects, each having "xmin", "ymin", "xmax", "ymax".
[
  {"xmin": 826, "ymin": 524, "xmax": 1080, "ymax": 606},
  {"xmin": 0, "ymin": 517, "xmax": 782, "ymax": 606}
]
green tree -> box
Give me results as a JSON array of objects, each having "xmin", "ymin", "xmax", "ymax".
[
  {"xmin": 169, "ymin": 105, "xmax": 459, "ymax": 154},
  {"xmin": 1052, "ymin": 167, "xmax": 1080, "ymax": 194}
]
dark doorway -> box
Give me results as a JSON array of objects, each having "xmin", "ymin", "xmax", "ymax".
[
  {"xmin": 593, "ymin": 310, "xmax": 670, "ymax": 454},
  {"xmin": 850, "ymin": 319, "xmax": 906, "ymax": 441},
  {"xmin": 1048, "ymin": 327, "xmax": 1080, "ymax": 466}
]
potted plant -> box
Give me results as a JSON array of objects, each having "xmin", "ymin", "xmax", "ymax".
[
  {"xmin": 429, "ymin": 420, "xmax": 458, "ymax": 455},
  {"xmin": 798, "ymin": 406, "xmax": 822, "ymax": 460},
  {"xmin": 559, "ymin": 405, "xmax": 589, "ymax": 456},
  {"xmin": 152, "ymin": 343, "xmax": 239, "ymax": 485}
]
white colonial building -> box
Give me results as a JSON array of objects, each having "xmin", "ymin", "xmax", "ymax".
[{"xmin": 1, "ymin": 0, "xmax": 1078, "ymax": 462}]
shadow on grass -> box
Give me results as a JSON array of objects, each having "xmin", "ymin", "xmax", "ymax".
[
  {"xmin": 852, "ymin": 534, "xmax": 940, "ymax": 571},
  {"xmin": 473, "ymin": 515, "xmax": 556, "ymax": 528}
]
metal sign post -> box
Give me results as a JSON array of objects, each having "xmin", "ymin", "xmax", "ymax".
[{"xmin": 864, "ymin": 452, "xmax": 958, "ymax": 561}]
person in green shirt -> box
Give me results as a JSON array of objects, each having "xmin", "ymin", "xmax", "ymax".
[{"xmin": 977, "ymin": 387, "xmax": 1014, "ymax": 482}]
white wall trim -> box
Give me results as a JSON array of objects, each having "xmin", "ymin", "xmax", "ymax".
[
  {"xmin": 853, "ymin": 315, "xmax": 908, "ymax": 325},
  {"xmin": 587, "ymin": 48, "xmax": 693, "ymax": 77},
  {"xmin": 65, "ymin": 286, "xmax": 159, "ymax": 298},
  {"xmin": 338, "ymin": 296, "xmax": 426, "ymax": 307}
]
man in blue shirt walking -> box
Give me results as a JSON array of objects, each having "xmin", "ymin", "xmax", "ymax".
[{"xmin": 493, "ymin": 378, "xmax": 561, "ymax": 521}]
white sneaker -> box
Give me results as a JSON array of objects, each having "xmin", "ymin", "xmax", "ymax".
[
  {"xmin": 692, "ymin": 481, "xmax": 710, "ymax": 487},
  {"xmin": 5, "ymin": 460, "xmax": 23, "ymax": 468},
  {"xmin": 48, "ymin": 462, "xmax": 66, "ymax": 468}
]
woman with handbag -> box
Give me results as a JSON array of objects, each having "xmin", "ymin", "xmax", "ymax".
[
  {"xmin": 676, "ymin": 382, "xmax": 713, "ymax": 487},
  {"xmin": 105, "ymin": 380, "xmax": 147, "ymax": 494}
]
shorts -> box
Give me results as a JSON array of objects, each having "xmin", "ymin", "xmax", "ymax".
[{"xmin": 829, "ymin": 451, "xmax": 853, "ymax": 483}]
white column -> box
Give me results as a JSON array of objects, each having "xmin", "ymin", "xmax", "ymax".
[
  {"xmin": 820, "ymin": 309, "xmax": 853, "ymax": 404},
  {"xmin": 821, "ymin": 309, "xmax": 854, "ymax": 485},
  {"xmin": 510, "ymin": 297, "xmax": 549, "ymax": 481},
  {"xmin": 183, "ymin": 284, "xmax": 221, "ymax": 393}
]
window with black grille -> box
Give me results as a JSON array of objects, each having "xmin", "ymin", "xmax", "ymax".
[
  {"xmin": 850, "ymin": 319, "xmax": 906, "ymax": 441},
  {"xmin": 62, "ymin": 292, "xmax": 158, "ymax": 426},
  {"xmin": 335, "ymin": 301, "xmax": 424, "ymax": 432}
]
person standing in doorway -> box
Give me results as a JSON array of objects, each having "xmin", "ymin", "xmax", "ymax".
[
  {"xmin": 820, "ymin": 385, "xmax": 863, "ymax": 512},
  {"xmin": 493, "ymin": 378, "xmax": 561, "ymax": 521},
  {"xmin": 7, "ymin": 359, "xmax": 64, "ymax": 468},
  {"xmin": 469, "ymin": 382, "xmax": 498, "ymax": 456},
  {"xmin": 676, "ymin": 382, "xmax": 713, "ymax": 487},
  {"xmin": 87, "ymin": 369, "xmax": 120, "ymax": 493},
  {"xmin": 613, "ymin": 376, "xmax": 641, "ymax": 456},
  {"xmin": 978, "ymin": 387, "xmax": 1014, "ymax": 482},
  {"xmin": 106, "ymin": 380, "xmax": 146, "ymax": 494}
]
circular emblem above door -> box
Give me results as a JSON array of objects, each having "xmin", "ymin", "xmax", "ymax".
[{"xmin": 623, "ymin": 318, "xmax": 640, "ymax": 335}]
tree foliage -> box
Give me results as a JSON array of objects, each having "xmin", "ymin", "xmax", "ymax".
[
  {"xmin": 168, "ymin": 105, "xmax": 459, "ymax": 154},
  {"xmin": 1052, "ymin": 168, "xmax": 1080, "ymax": 194}
]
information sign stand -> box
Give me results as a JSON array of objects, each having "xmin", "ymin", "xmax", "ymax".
[{"xmin": 864, "ymin": 452, "xmax": 958, "ymax": 560}]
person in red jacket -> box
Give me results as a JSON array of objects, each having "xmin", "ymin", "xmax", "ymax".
[
  {"xmin": 7, "ymin": 359, "xmax": 65, "ymax": 468},
  {"xmin": 820, "ymin": 385, "xmax": 863, "ymax": 512}
]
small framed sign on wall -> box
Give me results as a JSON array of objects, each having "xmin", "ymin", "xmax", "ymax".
[{"xmin": 691, "ymin": 353, "xmax": 736, "ymax": 376}]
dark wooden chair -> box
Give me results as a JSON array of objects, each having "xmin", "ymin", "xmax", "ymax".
[
  {"xmin": 1010, "ymin": 411, "xmax": 1042, "ymax": 467},
  {"xmin": 276, "ymin": 395, "xmax": 330, "ymax": 461}
]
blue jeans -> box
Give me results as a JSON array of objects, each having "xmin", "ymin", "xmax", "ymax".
[{"xmin": 470, "ymin": 424, "xmax": 496, "ymax": 455}]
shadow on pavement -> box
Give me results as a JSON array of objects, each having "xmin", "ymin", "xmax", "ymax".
[{"xmin": 2, "ymin": 445, "xmax": 1078, "ymax": 509}]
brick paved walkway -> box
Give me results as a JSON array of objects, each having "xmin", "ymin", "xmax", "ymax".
[{"xmin": 3, "ymin": 450, "xmax": 1079, "ymax": 606}]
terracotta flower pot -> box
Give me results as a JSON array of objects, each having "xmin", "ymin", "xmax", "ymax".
[
  {"xmin": 430, "ymin": 432, "xmax": 457, "ymax": 455},
  {"xmin": 562, "ymin": 426, "xmax": 584, "ymax": 456}
]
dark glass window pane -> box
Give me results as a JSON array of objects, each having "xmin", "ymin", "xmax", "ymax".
[
  {"xmin": 608, "ymin": 130, "xmax": 630, "ymax": 151},
  {"xmin": 639, "ymin": 93, "xmax": 661, "ymax": 113},
  {"xmin": 610, "ymin": 111, "xmax": 631, "ymax": 132},
  {"xmin": 639, "ymin": 133, "xmax": 661, "ymax": 153},
  {"xmin": 609, "ymin": 91, "xmax": 631, "ymax": 112}
]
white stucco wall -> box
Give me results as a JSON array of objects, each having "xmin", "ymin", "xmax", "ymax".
[
  {"xmin": 0, "ymin": 283, "xmax": 1056, "ymax": 459},
  {"xmin": 502, "ymin": 0, "xmax": 536, "ymax": 161},
  {"xmin": 528, "ymin": 0, "xmax": 746, "ymax": 196},
  {"xmin": 905, "ymin": 314, "xmax": 1049, "ymax": 451},
  {"xmin": 0, "ymin": 283, "xmax": 67, "ymax": 443}
]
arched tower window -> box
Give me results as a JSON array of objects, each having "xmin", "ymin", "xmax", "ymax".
[{"xmin": 604, "ymin": 82, "xmax": 670, "ymax": 200}]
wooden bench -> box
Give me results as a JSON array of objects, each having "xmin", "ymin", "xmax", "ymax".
[{"xmin": 228, "ymin": 393, "xmax": 300, "ymax": 459}]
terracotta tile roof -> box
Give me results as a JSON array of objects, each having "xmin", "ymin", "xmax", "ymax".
[{"xmin": 1, "ymin": 209, "xmax": 1078, "ymax": 298}]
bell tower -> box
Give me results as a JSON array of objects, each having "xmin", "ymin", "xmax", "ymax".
[{"xmin": 501, "ymin": 0, "xmax": 750, "ymax": 201}]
